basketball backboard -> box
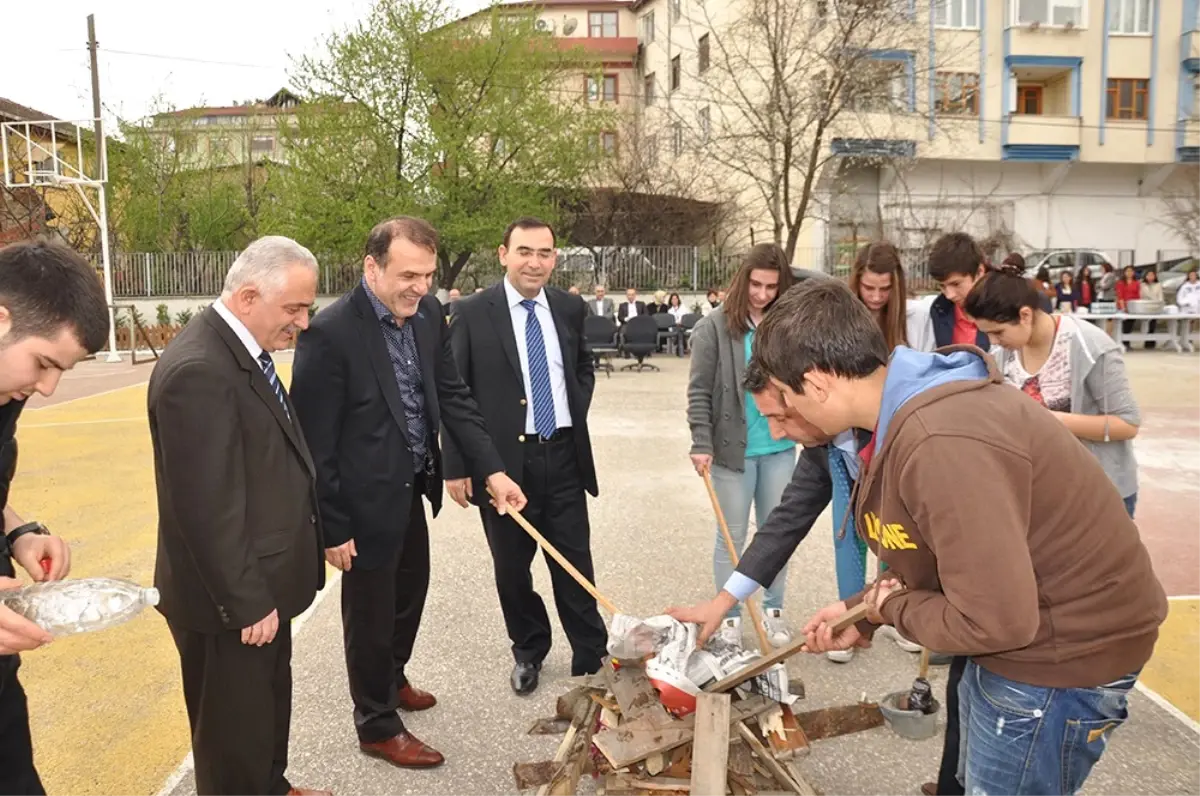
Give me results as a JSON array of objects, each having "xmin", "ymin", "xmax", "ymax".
[{"xmin": 1, "ymin": 118, "xmax": 107, "ymax": 189}]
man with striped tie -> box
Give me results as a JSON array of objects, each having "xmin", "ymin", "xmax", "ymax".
[
  {"xmin": 149, "ymin": 236, "xmax": 329, "ymax": 795},
  {"xmin": 289, "ymin": 216, "xmax": 525, "ymax": 769},
  {"xmin": 444, "ymin": 217, "xmax": 608, "ymax": 696}
]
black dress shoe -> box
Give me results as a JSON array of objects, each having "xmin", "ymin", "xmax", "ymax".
[{"xmin": 511, "ymin": 661, "xmax": 541, "ymax": 695}]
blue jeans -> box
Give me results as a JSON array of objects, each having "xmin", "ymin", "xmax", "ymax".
[
  {"xmin": 710, "ymin": 448, "xmax": 796, "ymax": 617},
  {"xmin": 957, "ymin": 660, "xmax": 1138, "ymax": 795},
  {"xmin": 1123, "ymin": 492, "xmax": 1137, "ymax": 518}
]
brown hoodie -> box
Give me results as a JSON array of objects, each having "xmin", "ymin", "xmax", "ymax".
[{"xmin": 845, "ymin": 346, "xmax": 1166, "ymax": 689}]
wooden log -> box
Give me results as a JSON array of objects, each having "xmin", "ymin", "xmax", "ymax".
[
  {"xmin": 793, "ymin": 702, "xmax": 884, "ymax": 742},
  {"xmin": 607, "ymin": 661, "xmax": 674, "ymax": 726},
  {"xmin": 689, "ymin": 692, "xmax": 732, "ymax": 796},
  {"xmin": 593, "ymin": 695, "xmax": 775, "ymax": 769},
  {"xmin": 607, "ymin": 774, "xmax": 693, "ymax": 794}
]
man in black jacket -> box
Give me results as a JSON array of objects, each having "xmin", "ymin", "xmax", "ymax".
[
  {"xmin": 0, "ymin": 240, "xmax": 109, "ymax": 796},
  {"xmin": 290, "ymin": 217, "xmax": 525, "ymax": 769},
  {"xmin": 443, "ymin": 217, "xmax": 607, "ymax": 696}
]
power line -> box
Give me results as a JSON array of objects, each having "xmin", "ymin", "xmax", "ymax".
[{"xmin": 85, "ymin": 47, "xmax": 278, "ymax": 70}]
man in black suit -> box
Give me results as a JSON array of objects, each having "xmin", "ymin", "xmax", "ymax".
[
  {"xmin": 290, "ymin": 217, "xmax": 525, "ymax": 769},
  {"xmin": 0, "ymin": 240, "xmax": 110, "ymax": 796},
  {"xmin": 149, "ymin": 236, "xmax": 328, "ymax": 796},
  {"xmin": 616, "ymin": 288, "xmax": 646, "ymax": 325},
  {"xmin": 444, "ymin": 217, "xmax": 608, "ymax": 696}
]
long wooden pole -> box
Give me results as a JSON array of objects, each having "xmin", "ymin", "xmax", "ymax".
[
  {"xmin": 702, "ymin": 470, "xmax": 773, "ymax": 653},
  {"xmin": 489, "ymin": 489, "xmax": 621, "ymax": 615}
]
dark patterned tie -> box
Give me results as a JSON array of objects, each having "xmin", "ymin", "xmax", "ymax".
[
  {"xmin": 520, "ymin": 299, "xmax": 557, "ymax": 439},
  {"xmin": 256, "ymin": 351, "xmax": 290, "ymax": 419}
]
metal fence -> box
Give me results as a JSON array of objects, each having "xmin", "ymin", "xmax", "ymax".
[{"xmin": 103, "ymin": 246, "xmax": 751, "ymax": 298}]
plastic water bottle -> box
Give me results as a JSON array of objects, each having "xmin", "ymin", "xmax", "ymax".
[{"xmin": 0, "ymin": 578, "xmax": 159, "ymax": 637}]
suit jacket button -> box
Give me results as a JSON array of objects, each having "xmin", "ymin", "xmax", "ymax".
[
  {"xmin": 518, "ymin": 434, "xmax": 526, "ymax": 442},
  {"xmin": 404, "ymin": 482, "xmax": 412, "ymax": 488},
  {"xmin": 520, "ymin": 399, "xmax": 527, "ymax": 406},
  {"xmin": 310, "ymin": 514, "xmax": 317, "ymax": 524}
]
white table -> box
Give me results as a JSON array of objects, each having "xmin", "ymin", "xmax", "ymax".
[{"xmin": 1069, "ymin": 312, "xmax": 1200, "ymax": 352}]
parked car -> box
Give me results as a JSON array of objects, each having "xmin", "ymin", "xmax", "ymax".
[
  {"xmin": 1160, "ymin": 257, "xmax": 1199, "ymax": 304},
  {"xmin": 1021, "ymin": 249, "xmax": 1115, "ymax": 284}
]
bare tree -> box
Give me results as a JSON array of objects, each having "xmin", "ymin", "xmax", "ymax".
[
  {"xmin": 1159, "ymin": 180, "xmax": 1200, "ymax": 253},
  {"xmin": 665, "ymin": 0, "xmax": 967, "ymax": 260}
]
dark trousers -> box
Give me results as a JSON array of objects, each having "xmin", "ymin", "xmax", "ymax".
[
  {"xmin": 935, "ymin": 655, "xmax": 968, "ymax": 795},
  {"xmin": 168, "ymin": 620, "xmax": 293, "ymax": 796},
  {"xmin": 482, "ymin": 435, "xmax": 607, "ymax": 676},
  {"xmin": 341, "ymin": 492, "xmax": 430, "ymax": 743},
  {"xmin": 0, "ymin": 657, "xmax": 43, "ymax": 796}
]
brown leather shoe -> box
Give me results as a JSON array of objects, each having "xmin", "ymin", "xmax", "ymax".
[
  {"xmin": 920, "ymin": 783, "xmax": 937, "ymax": 796},
  {"xmin": 396, "ymin": 683, "xmax": 437, "ymax": 711},
  {"xmin": 360, "ymin": 732, "xmax": 445, "ymax": 768},
  {"xmin": 287, "ymin": 788, "xmax": 332, "ymax": 795}
]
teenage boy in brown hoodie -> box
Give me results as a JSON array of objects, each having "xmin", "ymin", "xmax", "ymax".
[{"xmin": 751, "ymin": 278, "xmax": 1167, "ymax": 796}]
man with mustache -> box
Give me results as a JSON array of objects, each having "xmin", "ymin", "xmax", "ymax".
[
  {"xmin": 0, "ymin": 240, "xmax": 109, "ymax": 795},
  {"xmin": 290, "ymin": 217, "xmax": 524, "ymax": 768},
  {"xmin": 150, "ymin": 235, "xmax": 329, "ymax": 795}
]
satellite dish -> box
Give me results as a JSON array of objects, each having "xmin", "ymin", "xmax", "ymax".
[{"xmin": 562, "ymin": 16, "xmax": 578, "ymax": 34}]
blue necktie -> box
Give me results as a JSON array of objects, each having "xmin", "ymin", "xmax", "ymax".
[
  {"xmin": 256, "ymin": 351, "xmax": 290, "ymax": 420},
  {"xmin": 521, "ymin": 299, "xmax": 557, "ymax": 439}
]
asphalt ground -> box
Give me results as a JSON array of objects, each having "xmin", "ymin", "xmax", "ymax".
[{"xmin": 8, "ymin": 349, "xmax": 1198, "ymax": 795}]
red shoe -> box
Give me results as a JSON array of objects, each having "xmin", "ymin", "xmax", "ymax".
[
  {"xmin": 397, "ymin": 683, "xmax": 437, "ymax": 711},
  {"xmin": 360, "ymin": 732, "xmax": 445, "ymax": 768}
]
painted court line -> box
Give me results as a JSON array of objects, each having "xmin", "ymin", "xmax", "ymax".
[
  {"xmin": 26, "ymin": 380, "xmax": 147, "ymax": 411},
  {"xmin": 20, "ymin": 417, "xmax": 145, "ymax": 429},
  {"xmin": 1136, "ymin": 681, "xmax": 1200, "ymax": 735},
  {"xmin": 154, "ymin": 570, "xmax": 344, "ymax": 796}
]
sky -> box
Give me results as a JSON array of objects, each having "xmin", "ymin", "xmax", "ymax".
[{"xmin": 1, "ymin": 0, "xmax": 484, "ymax": 127}]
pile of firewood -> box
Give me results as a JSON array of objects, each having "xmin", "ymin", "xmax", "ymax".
[{"xmin": 514, "ymin": 661, "xmax": 885, "ymax": 796}]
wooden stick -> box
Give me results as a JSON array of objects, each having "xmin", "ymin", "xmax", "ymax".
[
  {"xmin": 705, "ymin": 602, "xmax": 870, "ymax": 693},
  {"xmin": 489, "ymin": 488, "xmax": 621, "ymax": 615},
  {"xmin": 734, "ymin": 722, "xmax": 803, "ymax": 795},
  {"xmin": 918, "ymin": 646, "xmax": 930, "ymax": 681},
  {"xmin": 702, "ymin": 470, "xmax": 772, "ymax": 653}
]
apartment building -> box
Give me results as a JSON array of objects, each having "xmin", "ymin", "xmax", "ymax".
[
  {"xmin": 544, "ymin": 0, "xmax": 1196, "ymax": 263},
  {"xmin": 150, "ymin": 87, "xmax": 302, "ymax": 167}
]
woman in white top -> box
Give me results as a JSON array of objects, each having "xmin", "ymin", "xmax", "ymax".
[
  {"xmin": 1175, "ymin": 270, "xmax": 1200, "ymax": 353},
  {"xmin": 667, "ymin": 292, "xmax": 688, "ymax": 356}
]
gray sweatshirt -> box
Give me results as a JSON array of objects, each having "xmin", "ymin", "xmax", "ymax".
[{"xmin": 991, "ymin": 316, "xmax": 1141, "ymax": 498}]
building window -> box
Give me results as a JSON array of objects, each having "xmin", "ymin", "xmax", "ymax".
[
  {"xmin": 671, "ymin": 55, "xmax": 681, "ymax": 91},
  {"xmin": 642, "ymin": 11, "xmax": 656, "ymax": 42},
  {"xmin": 1014, "ymin": 0, "xmax": 1084, "ymax": 27},
  {"xmin": 672, "ymin": 122, "xmax": 683, "ymax": 156},
  {"xmin": 1016, "ymin": 83, "xmax": 1044, "ymax": 114},
  {"xmin": 587, "ymin": 75, "xmax": 618, "ymax": 102},
  {"xmin": 855, "ymin": 59, "xmax": 911, "ymax": 112},
  {"xmin": 251, "ymin": 136, "xmax": 275, "ymax": 153},
  {"xmin": 644, "ymin": 74, "xmax": 657, "ymax": 106},
  {"xmin": 699, "ymin": 34, "xmax": 710, "ymax": 72},
  {"xmin": 698, "ymin": 105, "xmax": 711, "ymax": 140},
  {"xmin": 934, "ymin": 0, "xmax": 979, "ymax": 28},
  {"xmin": 601, "ymin": 130, "xmax": 618, "ymax": 154},
  {"xmin": 671, "ymin": 0, "xmax": 682, "ymax": 23},
  {"xmin": 1106, "ymin": 78, "xmax": 1149, "ymax": 119},
  {"xmin": 935, "ymin": 72, "xmax": 979, "ymax": 114},
  {"xmin": 1108, "ymin": 0, "xmax": 1151, "ymax": 34},
  {"xmin": 589, "ymin": 11, "xmax": 618, "ymax": 37}
]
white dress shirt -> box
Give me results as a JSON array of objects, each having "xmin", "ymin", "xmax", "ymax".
[
  {"xmin": 213, "ymin": 298, "xmax": 264, "ymax": 361},
  {"xmin": 594, "ymin": 298, "xmax": 608, "ymax": 316},
  {"xmin": 624, "ymin": 301, "xmax": 639, "ymax": 319},
  {"xmin": 668, "ymin": 305, "xmax": 687, "ymax": 323},
  {"xmin": 504, "ymin": 277, "xmax": 573, "ymax": 434}
]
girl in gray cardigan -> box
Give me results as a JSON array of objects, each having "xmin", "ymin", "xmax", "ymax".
[
  {"xmin": 687, "ymin": 245, "xmax": 797, "ymax": 648},
  {"xmin": 965, "ymin": 263, "xmax": 1141, "ymax": 515}
]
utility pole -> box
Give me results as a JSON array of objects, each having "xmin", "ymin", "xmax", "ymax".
[{"xmin": 87, "ymin": 14, "xmax": 121, "ymax": 362}]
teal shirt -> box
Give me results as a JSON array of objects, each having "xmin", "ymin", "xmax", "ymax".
[{"xmin": 744, "ymin": 328, "xmax": 795, "ymax": 458}]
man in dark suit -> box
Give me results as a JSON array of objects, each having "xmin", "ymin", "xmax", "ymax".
[
  {"xmin": 290, "ymin": 217, "xmax": 525, "ymax": 768},
  {"xmin": 0, "ymin": 240, "xmax": 110, "ymax": 796},
  {"xmin": 149, "ymin": 236, "xmax": 328, "ymax": 796},
  {"xmin": 444, "ymin": 217, "xmax": 608, "ymax": 696},
  {"xmin": 616, "ymin": 288, "xmax": 646, "ymax": 325}
]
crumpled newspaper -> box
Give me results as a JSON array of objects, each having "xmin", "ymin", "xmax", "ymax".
[{"xmin": 607, "ymin": 613, "xmax": 796, "ymax": 705}]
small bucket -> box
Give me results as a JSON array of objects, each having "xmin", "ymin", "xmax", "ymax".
[{"xmin": 879, "ymin": 690, "xmax": 941, "ymax": 740}]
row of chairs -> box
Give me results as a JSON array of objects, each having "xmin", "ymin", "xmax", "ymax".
[{"xmin": 583, "ymin": 313, "xmax": 703, "ymax": 374}]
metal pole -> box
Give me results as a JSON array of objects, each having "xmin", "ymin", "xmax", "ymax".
[{"xmin": 88, "ymin": 14, "xmax": 120, "ymax": 362}]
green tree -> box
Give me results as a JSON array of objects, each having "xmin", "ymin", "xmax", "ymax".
[{"xmin": 274, "ymin": 0, "xmax": 614, "ymax": 288}]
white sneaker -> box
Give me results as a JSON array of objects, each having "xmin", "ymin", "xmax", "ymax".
[
  {"xmin": 882, "ymin": 625, "xmax": 922, "ymax": 653},
  {"xmin": 762, "ymin": 608, "xmax": 792, "ymax": 647},
  {"xmin": 717, "ymin": 617, "xmax": 742, "ymax": 647},
  {"xmin": 826, "ymin": 648, "xmax": 855, "ymax": 663}
]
